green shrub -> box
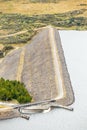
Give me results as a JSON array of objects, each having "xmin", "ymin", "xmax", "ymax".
[{"xmin": 0, "ymin": 78, "xmax": 32, "ymax": 104}]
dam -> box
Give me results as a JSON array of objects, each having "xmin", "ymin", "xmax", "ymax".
[{"xmin": 0, "ymin": 26, "xmax": 74, "ymax": 120}]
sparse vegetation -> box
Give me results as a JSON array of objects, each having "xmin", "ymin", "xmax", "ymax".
[
  {"xmin": 0, "ymin": 0, "xmax": 87, "ymax": 46},
  {"xmin": 0, "ymin": 51, "xmax": 4, "ymax": 58},
  {"xmin": 79, "ymin": 4, "xmax": 87, "ymax": 6},
  {"xmin": 0, "ymin": 9, "xmax": 87, "ymax": 45},
  {"xmin": 0, "ymin": 78, "xmax": 32, "ymax": 104},
  {"xmin": 0, "ymin": 45, "xmax": 14, "ymax": 58}
]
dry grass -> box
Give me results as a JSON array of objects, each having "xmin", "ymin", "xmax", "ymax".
[
  {"xmin": 0, "ymin": 0, "xmax": 87, "ymax": 16},
  {"xmin": 0, "ymin": 105, "xmax": 5, "ymax": 108},
  {"xmin": 0, "ymin": 105, "xmax": 9, "ymax": 108},
  {"xmin": 0, "ymin": 44, "xmax": 4, "ymax": 50},
  {"xmin": 0, "ymin": 30, "xmax": 10, "ymax": 35},
  {"xmin": 0, "ymin": 100, "xmax": 18, "ymax": 108},
  {"xmin": 0, "ymin": 0, "xmax": 87, "ymax": 49}
]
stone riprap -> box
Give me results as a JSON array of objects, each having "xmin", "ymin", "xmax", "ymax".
[{"xmin": 0, "ymin": 26, "xmax": 74, "ymax": 108}]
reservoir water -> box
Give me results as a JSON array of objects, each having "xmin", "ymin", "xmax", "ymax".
[{"xmin": 0, "ymin": 31, "xmax": 87, "ymax": 130}]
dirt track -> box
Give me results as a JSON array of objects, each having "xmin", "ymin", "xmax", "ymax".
[{"xmin": 0, "ymin": 30, "xmax": 28, "ymax": 39}]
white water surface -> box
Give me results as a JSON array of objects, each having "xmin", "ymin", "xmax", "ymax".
[{"xmin": 0, "ymin": 31, "xmax": 87, "ymax": 130}]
